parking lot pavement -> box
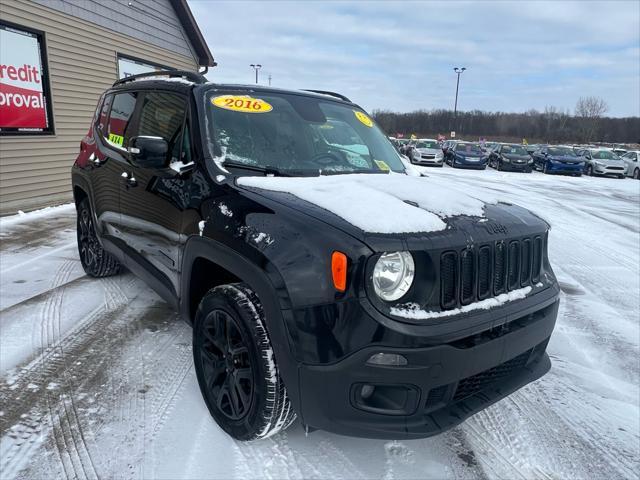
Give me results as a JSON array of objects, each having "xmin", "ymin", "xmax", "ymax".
[{"xmin": 1, "ymin": 170, "xmax": 638, "ymax": 480}]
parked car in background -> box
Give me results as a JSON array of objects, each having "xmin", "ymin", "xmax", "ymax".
[
  {"xmin": 445, "ymin": 142, "xmax": 488, "ymax": 169},
  {"xmin": 532, "ymin": 146, "xmax": 584, "ymax": 176},
  {"xmin": 482, "ymin": 142, "xmax": 500, "ymax": 154},
  {"xmin": 489, "ymin": 144, "xmax": 534, "ymax": 172},
  {"xmin": 526, "ymin": 144, "xmax": 542, "ymax": 156},
  {"xmin": 620, "ymin": 151, "xmax": 640, "ymax": 179},
  {"xmin": 612, "ymin": 147, "xmax": 628, "ymax": 157},
  {"xmin": 576, "ymin": 148, "xmax": 627, "ymax": 178},
  {"xmin": 441, "ymin": 139, "xmax": 457, "ymax": 155},
  {"xmin": 408, "ymin": 139, "xmax": 444, "ymax": 166}
]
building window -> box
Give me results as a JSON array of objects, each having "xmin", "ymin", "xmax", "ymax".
[
  {"xmin": 0, "ymin": 21, "xmax": 54, "ymax": 135},
  {"xmin": 117, "ymin": 54, "xmax": 174, "ymax": 79}
]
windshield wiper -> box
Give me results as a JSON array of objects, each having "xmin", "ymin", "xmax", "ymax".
[{"xmin": 223, "ymin": 161, "xmax": 319, "ymax": 177}]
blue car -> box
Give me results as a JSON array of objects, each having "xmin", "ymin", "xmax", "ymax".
[
  {"xmin": 445, "ymin": 142, "xmax": 488, "ymax": 169},
  {"xmin": 532, "ymin": 146, "xmax": 584, "ymax": 176}
]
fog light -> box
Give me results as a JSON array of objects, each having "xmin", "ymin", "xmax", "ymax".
[
  {"xmin": 360, "ymin": 384, "xmax": 375, "ymax": 399},
  {"xmin": 366, "ymin": 353, "xmax": 408, "ymax": 366}
]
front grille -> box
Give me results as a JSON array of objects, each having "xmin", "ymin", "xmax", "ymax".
[
  {"xmin": 453, "ymin": 349, "xmax": 532, "ymax": 402},
  {"xmin": 421, "ymin": 154, "xmax": 436, "ymax": 159},
  {"xmin": 440, "ymin": 252, "xmax": 458, "ymax": 309},
  {"xmin": 607, "ymin": 166, "xmax": 624, "ymax": 171},
  {"xmin": 440, "ymin": 235, "xmax": 543, "ymax": 310}
]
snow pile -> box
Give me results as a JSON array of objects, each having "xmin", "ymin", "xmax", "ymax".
[
  {"xmin": 238, "ymin": 174, "xmax": 497, "ymax": 234},
  {"xmin": 391, "ymin": 286, "xmax": 532, "ymax": 320}
]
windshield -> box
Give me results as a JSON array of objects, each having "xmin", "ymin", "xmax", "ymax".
[
  {"xmin": 501, "ymin": 145, "xmax": 528, "ymax": 155},
  {"xmin": 591, "ymin": 150, "xmax": 618, "ymax": 160},
  {"xmin": 415, "ymin": 140, "xmax": 438, "ymax": 149},
  {"xmin": 548, "ymin": 147, "xmax": 576, "ymax": 156},
  {"xmin": 204, "ymin": 90, "xmax": 405, "ymax": 175},
  {"xmin": 456, "ymin": 143, "xmax": 483, "ymax": 154}
]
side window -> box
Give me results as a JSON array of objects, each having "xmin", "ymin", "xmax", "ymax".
[
  {"xmin": 97, "ymin": 94, "xmax": 113, "ymax": 133},
  {"xmin": 137, "ymin": 92, "xmax": 187, "ymax": 165},
  {"xmin": 107, "ymin": 92, "xmax": 138, "ymax": 149}
]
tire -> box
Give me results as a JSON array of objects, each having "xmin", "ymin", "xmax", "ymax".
[
  {"xmin": 497, "ymin": 161, "xmax": 502, "ymax": 171},
  {"xmin": 586, "ymin": 165, "xmax": 594, "ymax": 176},
  {"xmin": 543, "ymin": 162, "xmax": 549, "ymax": 174},
  {"xmin": 193, "ymin": 283, "xmax": 296, "ymax": 441},
  {"xmin": 634, "ymin": 168, "xmax": 639, "ymax": 180},
  {"xmin": 76, "ymin": 198, "xmax": 120, "ymax": 277}
]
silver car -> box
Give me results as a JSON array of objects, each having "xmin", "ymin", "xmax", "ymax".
[
  {"xmin": 409, "ymin": 138, "xmax": 445, "ymax": 167},
  {"xmin": 577, "ymin": 148, "xmax": 627, "ymax": 178},
  {"xmin": 620, "ymin": 150, "xmax": 640, "ymax": 179}
]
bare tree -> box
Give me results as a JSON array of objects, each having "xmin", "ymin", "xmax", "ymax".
[{"xmin": 575, "ymin": 96, "xmax": 609, "ymax": 143}]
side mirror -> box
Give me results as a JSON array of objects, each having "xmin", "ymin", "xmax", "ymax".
[{"xmin": 128, "ymin": 136, "xmax": 168, "ymax": 169}]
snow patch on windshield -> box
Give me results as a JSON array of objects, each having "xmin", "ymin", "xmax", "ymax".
[
  {"xmin": 238, "ymin": 174, "xmax": 497, "ymax": 234},
  {"xmin": 391, "ymin": 286, "xmax": 532, "ymax": 320}
]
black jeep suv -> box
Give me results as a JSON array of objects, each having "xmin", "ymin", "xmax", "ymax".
[{"xmin": 71, "ymin": 71, "xmax": 560, "ymax": 440}]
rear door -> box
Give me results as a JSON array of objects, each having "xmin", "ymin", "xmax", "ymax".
[{"xmin": 118, "ymin": 90, "xmax": 190, "ymax": 298}]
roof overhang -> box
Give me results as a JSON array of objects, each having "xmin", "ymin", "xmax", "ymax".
[{"xmin": 169, "ymin": 0, "xmax": 216, "ymax": 68}]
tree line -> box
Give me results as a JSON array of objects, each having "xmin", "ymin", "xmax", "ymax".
[{"xmin": 372, "ymin": 96, "xmax": 639, "ymax": 145}]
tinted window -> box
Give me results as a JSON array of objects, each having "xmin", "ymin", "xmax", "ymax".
[
  {"xmin": 98, "ymin": 94, "xmax": 113, "ymax": 133},
  {"xmin": 107, "ymin": 92, "xmax": 138, "ymax": 148},
  {"xmin": 137, "ymin": 92, "xmax": 187, "ymax": 164}
]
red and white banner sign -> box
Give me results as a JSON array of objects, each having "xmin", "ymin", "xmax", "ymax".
[{"xmin": 0, "ymin": 25, "xmax": 47, "ymax": 130}]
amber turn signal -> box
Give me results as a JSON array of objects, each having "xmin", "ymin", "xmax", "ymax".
[{"xmin": 331, "ymin": 251, "xmax": 348, "ymax": 292}]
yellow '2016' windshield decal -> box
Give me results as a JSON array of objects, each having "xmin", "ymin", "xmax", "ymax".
[
  {"xmin": 354, "ymin": 110, "xmax": 373, "ymax": 127},
  {"xmin": 212, "ymin": 95, "xmax": 273, "ymax": 113}
]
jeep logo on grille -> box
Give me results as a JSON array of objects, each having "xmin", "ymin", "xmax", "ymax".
[{"xmin": 485, "ymin": 223, "xmax": 509, "ymax": 235}]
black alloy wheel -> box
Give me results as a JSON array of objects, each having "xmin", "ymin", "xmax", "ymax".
[
  {"xmin": 77, "ymin": 198, "xmax": 120, "ymax": 277},
  {"xmin": 193, "ymin": 284, "xmax": 296, "ymax": 440},
  {"xmin": 198, "ymin": 309, "xmax": 253, "ymax": 421}
]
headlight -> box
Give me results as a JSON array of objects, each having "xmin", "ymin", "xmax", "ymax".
[
  {"xmin": 502, "ymin": 156, "xmax": 511, "ymax": 163},
  {"xmin": 436, "ymin": 152, "xmax": 443, "ymax": 159},
  {"xmin": 372, "ymin": 251, "xmax": 415, "ymax": 301},
  {"xmin": 528, "ymin": 158, "xmax": 534, "ymax": 164}
]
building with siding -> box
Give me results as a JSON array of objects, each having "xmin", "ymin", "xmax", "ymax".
[{"xmin": 0, "ymin": 0, "xmax": 214, "ymax": 214}]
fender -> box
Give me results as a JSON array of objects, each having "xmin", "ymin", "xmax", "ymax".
[
  {"xmin": 71, "ymin": 170, "xmax": 101, "ymax": 240},
  {"xmin": 179, "ymin": 235, "xmax": 303, "ymax": 417}
]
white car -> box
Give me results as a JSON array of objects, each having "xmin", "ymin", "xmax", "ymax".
[
  {"xmin": 620, "ymin": 150, "xmax": 640, "ymax": 179},
  {"xmin": 408, "ymin": 139, "xmax": 444, "ymax": 167},
  {"xmin": 576, "ymin": 148, "xmax": 627, "ymax": 178}
]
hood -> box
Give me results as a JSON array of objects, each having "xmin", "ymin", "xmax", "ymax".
[
  {"xmin": 415, "ymin": 148, "xmax": 441, "ymax": 155},
  {"xmin": 235, "ymin": 174, "xmax": 545, "ymax": 250},
  {"xmin": 456, "ymin": 151, "xmax": 484, "ymax": 158},
  {"xmin": 502, "ymin": 154, "xmax": 531, "ymax": 161},
  {"xmin": 591, "ymin": 157, "xmax": 624, "ymax": 166}
]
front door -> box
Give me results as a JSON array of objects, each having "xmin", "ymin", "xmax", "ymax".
[{"xmin": 118, "ymin": 90, "xmax": 190, "ymax": 298}]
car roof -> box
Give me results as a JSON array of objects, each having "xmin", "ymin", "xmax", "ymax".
[{"xmin": 110, "ymin": 77, "xmax": 358, "ymax": 107}]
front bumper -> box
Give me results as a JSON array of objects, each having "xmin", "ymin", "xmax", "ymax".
[
  {"xmin": 547, "ymin": 162, "xmax": 583, "ymax": 173},
  {"xmin": 295, "ymin": 292, "xmax": 559, "ymax": 439},
  {"xmin": 452, "ymin": 158, "xmax": 487, "ymax": 169},
  {"xmin": 413, "ymin": 156, "xmax": 444, "ymax": 166},
  {"xmin": 501, "ymin": 161, "xmax": 532, "ymax": 172},
  {"xmin": 592, "ymin": 165, "xmax": 626, "ymax": 176}
]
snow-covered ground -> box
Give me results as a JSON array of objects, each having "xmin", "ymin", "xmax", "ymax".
[{"xmin": 1, "ymin": 167, "xmax": 638, "ymax": 480}]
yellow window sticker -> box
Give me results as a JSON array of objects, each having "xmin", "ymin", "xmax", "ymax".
[
  {"xmin": 212, "ymin": 95, "xmax": 273, "ymax": 113},
  {"xmin": 108, "ymin": 133, "xmax": 124, "ymax": 147},
  {"xmin": 374, "ymin": 160, "xmax": 390, "ymax": 171},
  {"xmin": 354, "ymin": 110, "xmax": 373, "ymax": 127}
]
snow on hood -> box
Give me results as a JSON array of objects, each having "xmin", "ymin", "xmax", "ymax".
[{"xmin": 237, "ymin": 174, "xmax": 498, "ymax": 234}]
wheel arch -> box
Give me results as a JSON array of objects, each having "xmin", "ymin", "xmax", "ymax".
[{"xmin": 180, "ymin": 235, "xmax": 302, "ymax": 417}]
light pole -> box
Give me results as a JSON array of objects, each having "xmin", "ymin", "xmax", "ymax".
[
  {"xmin": 268, "ymin": 74, "xmax": 272, "ymax": 86},
  {"xmin": 250, "ymin": 64, "xmax": 262, "ymax": 84},
  {"xmin": 453, "ymin": 67, "xmax": 466, "ymax": 134}
]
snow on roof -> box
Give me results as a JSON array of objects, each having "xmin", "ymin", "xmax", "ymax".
[
  {"xmin": 237, "ymin": 173, "xmax": 498, "ymax": 234},
  {"xmin": 132, "ymin": 76, "xmax": 195, "ymax": 85}
]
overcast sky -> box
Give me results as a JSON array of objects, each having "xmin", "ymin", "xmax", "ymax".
[{"xmin": 188, "ymin": 1, "xmax": 639, "ymax": 117}]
